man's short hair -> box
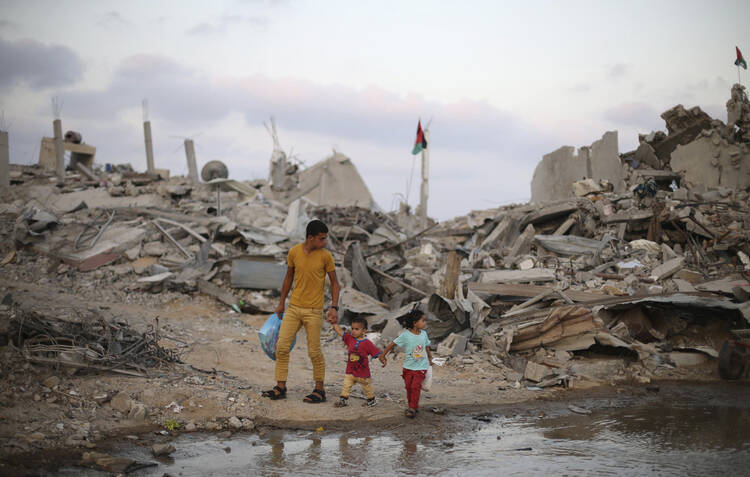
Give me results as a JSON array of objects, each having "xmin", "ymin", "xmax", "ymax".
[
  {"xmin": 306, "ymin": 219, "xmax": 328, "ymax": 238},
  {"xmin": 350, "ymin": 316, "xmax": 368, "ymax": 330}
]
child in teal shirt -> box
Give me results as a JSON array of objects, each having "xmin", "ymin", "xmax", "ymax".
[{"xmin": 379, "ymin": 305, "xmax": 433, "ymax": 418}]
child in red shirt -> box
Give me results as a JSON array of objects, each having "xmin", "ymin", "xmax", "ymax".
[{"xmin": 332, "ymin": 316, "xmax": 381, "ymax": 407}]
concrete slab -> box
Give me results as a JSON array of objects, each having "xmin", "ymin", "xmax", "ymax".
[
  {"xmin": 479, "ymin": 268, "xmax": 556, "ymax": 284},
  {"xmin": 51, "ymin": 189, "xmax": 170, "ymax": 214},
  {"xmin": 230, "ymin": 257, "xmax": 287, "ymax": 290}
]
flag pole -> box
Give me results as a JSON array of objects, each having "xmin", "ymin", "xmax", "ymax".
[{"xmin": 419, "ymin": 128, "xmax": 430, "ymax": 228}]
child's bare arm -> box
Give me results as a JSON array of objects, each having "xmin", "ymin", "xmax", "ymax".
[
  {"xmin": 427, "ymin": 346, "xmax": 434, "ymax": 365},
  {"xmin": 332, "ymin": 323, "xmax": 344, "ymax": 337},
  {"xmin": 379, "ymin": 342, "xmax": 396, "ymax": 367}
]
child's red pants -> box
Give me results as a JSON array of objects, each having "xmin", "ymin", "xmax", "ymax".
[{"xmin": 402, "ymin": 368, "xmax": 426, "ymax": 410}]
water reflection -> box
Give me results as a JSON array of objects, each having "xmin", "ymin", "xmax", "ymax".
[
  {"xmin": 59, "ymin": 384, "xmax": 750, "ymax": 476},
  {"xmin": 537, "ymin": 398, "xmax": 750, "ymax": 451}
]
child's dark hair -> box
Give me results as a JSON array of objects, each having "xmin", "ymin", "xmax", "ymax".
[
  {"xmin": 397, "ymin": 304, "xmax": 424, "ymax": 329},
  {"xmin": 350, "ymin": 316, "xmax": 368, "ymax": 330},
  {"xmin": 306, "ymin": 219, "xmax": 328, "ymax": 237}
]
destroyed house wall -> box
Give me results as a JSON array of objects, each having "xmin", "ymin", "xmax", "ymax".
[
  {"xmin": 531, "ymin": 131, "xmax": 624, "ymax": 203},
  {"xmin": 297, "ymin": 152, "xmax": 375, "ymax": 208}
]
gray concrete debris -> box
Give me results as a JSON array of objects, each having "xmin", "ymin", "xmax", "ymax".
[
  {"xmin": 2, "ymin": 81, "xmax": 750, "ymax": 401},
  {"xmin": 534, "ymin": 234, "xmax": 613, "ymax": 256},
  {"xmin": 230, "ymin": 258, "xmax": 287, "ymax": 290},
  {"xmin": 531, "ymin": 131, "xmax": 624, "ymax": 203},
  {"xmin": 436, "ymin": 332, "xmax": 468, "ymax": 357}
]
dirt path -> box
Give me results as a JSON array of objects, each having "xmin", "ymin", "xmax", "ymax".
[{"xmin": 0, "ymin": 276, "xmax": 719, "ymax": 474}]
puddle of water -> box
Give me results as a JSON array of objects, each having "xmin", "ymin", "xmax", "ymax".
[{"xmin": 59, "ymin": 383, "xmax": 750, "ymax": 476}]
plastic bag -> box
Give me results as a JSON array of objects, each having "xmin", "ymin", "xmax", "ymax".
[
  {"xmin": 422, "ymin": 365, "xmax": 433, "ymax": 392},
  {"xmin": 258, "ymin": 313, "xmax": 296, "ymax": 361}
]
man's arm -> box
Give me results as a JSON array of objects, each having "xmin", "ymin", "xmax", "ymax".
[
  {"xmin": 275, "ymin": 266, "xmax": 294, "ymax": 316},
  {"xmin": 326, "ymin": 269, "xmax": 340, "ymax": 324}
]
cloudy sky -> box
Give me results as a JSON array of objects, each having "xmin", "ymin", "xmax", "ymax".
[{"xmin": 1, "ymin": 0, "xmax": 748, "ymax": 220}]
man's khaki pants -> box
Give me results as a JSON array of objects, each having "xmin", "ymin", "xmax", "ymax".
[
  {"xmin": 340, "ymin": 374, "xmax": 375, "ymax": 399},
  {"xmin": 275, "ymin": 304, "xmax": 325, "ymax": 383}
]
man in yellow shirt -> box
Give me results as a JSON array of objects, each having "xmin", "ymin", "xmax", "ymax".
[{"xmin": 262, "ymin": 220, "xmax": 340, "ymax": 403}]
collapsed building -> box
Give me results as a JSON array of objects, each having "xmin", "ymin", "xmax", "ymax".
[{"xmin": 0, "ymin": 85, "xmax": 749, "ymax": 460}]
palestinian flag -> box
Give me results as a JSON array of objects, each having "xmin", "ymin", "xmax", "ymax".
[
  {"xmin": 412, "ymin": 120, "xmax": 427, "ymax": 155},
  {"xmin": 736, "ymin": 46, "xmax": 747, "ymax": 69}
]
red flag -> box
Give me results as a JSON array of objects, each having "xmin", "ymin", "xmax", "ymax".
[
  {"xmin": 736, "ymin": 46, "xmax": 747, "ymax": 69},
  {"xmin": 412, "ymin": 120, "xmax": 427, "ymax": 155}
]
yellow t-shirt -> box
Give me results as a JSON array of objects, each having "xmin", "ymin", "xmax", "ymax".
[{"xmin": 287, "ymin": 243, "xmax": 335, "ymax": 309}]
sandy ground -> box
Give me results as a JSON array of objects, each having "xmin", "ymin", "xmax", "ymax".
[{"xmin": 0, "ymin": 277, "xmax": 721, "ymax": 473}]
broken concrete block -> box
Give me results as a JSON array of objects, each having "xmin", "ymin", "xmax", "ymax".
[
  {"xmin": 672, "ymin": 278, "xmax": 696, "ymax": 292},
  {"xmin": 673, "ymin": 269, "xmax": 703, "ymax": 284},
  {"xmin": 634, "ymin": 141, "xmax": 661, "ymax": 168},
  {"xmin": 524, "ymin": 361, "xmax": 552, "ymax": 383},
  {"xmin": 660, "ymin": 243, "xmax": 678, "ymax": 261},
  {"xmin": 572, "ymin": 178, "xmax": 602, "ymax": 196},
  {"xmin": 480, "ymin": 216, "xmax": 513, "ymax": 249},
  {"xmin": 650, "ymin": 257, "xmax": 684, "ymax": 281},
  {"xmin": 508, "ymin": 224, "xmax": 535, "ymax": 258},
  {"xmin": 436, "ymin": 332, "xmax": 468, "ymax": 357},
  {"xmin": 344, "ymin": 241, "xmax": 378, "ymax": 299}
]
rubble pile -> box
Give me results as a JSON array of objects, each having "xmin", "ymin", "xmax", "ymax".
[{"xmin": 0, "ymin": 85, "xmax": 749, "ymax": 399}]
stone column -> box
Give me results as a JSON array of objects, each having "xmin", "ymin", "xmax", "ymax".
[
  {"xmin": 0, "ymin": 130, "xmax": 8, "ymax": 188},
  {"xmin": 143, "ymin": 121, "xmax": 155, "ymax": 174},
  {"xmin": 53, "ymin": 119, "xmax": 64, "ymax": 180},
  {"xmin": 184, "ymin": 139, "xmax": 199, "ymax": 183}
]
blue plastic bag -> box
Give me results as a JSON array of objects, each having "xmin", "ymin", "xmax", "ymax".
[{"xmin": 259, "ymin": 313, "xmax": 297, "ymax": 360}]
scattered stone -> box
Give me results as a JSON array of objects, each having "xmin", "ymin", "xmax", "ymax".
[
  {"xmin": 81, "ymin": 452, "xmax": 135, "ymax": 473},
  {"xmin": 228, "ymin": 416, "xmax": 242, "ymax": 430},
  {"xmin": 110, "ymin": 393, "xmax": 132, "ymax": 413},
  {"xmin": 152, "ymin": 443, "xmax": 176, "ymax": 457},
  {"xmin": 241, "ymin": 419, "xmax": 255, "ymax": 431},
  {"xmin": 42, "ymin": 376, "xmax": 60, "ymax": 389},
  {"xmin": 128, "ymin": 402, "xmax": 148, "ymax": 421}
]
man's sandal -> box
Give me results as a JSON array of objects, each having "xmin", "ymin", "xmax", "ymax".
[
  {"xmin": 303, "ymin": 389, "xmax": 326, "ymax": 403},
  {"xmin": 261, "ymin": 386, "xmax": 286, "ymax": 400},
  {"xmin": 364, "ymin": 398, "xmax": 376, "ymax": 407}
]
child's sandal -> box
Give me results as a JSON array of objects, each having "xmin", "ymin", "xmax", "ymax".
[
  {"xmin": 405, "ymin": 408, "xmax": 416, "ymax": 418},
  {"xmin": 334, "ymin": 397, "xmax": 349, "ymax": 407}
]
